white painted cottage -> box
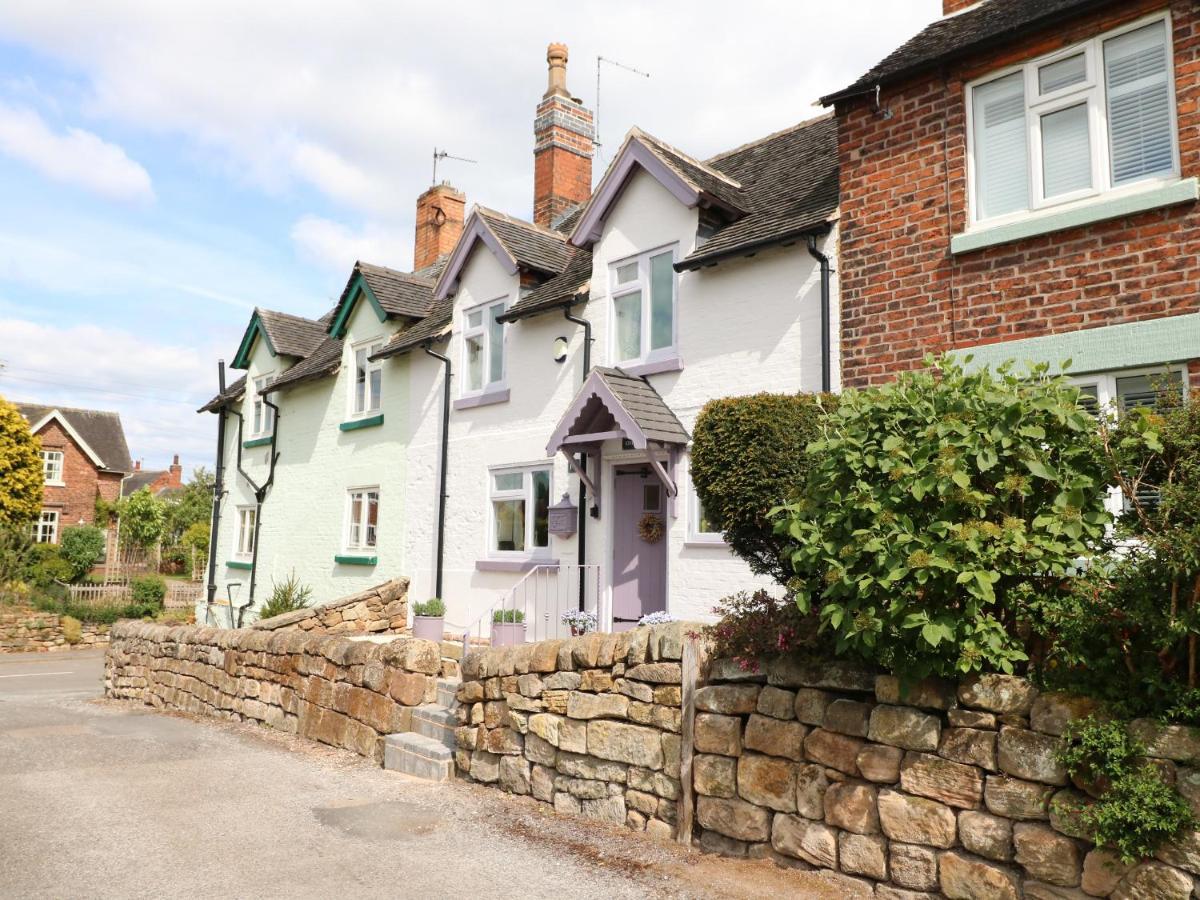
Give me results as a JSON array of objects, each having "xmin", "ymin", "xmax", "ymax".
[{"xmin": 200, "ymin": 44, "xmax": 840, "ymax": 638}]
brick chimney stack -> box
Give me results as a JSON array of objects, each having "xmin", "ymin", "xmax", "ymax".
[
  {"xmin": 943, "ymin": 0, "xmax": 978, "ymax": 15},
  {"xmin": 168, "ymin": 454, "xmax": 183, "ymax": 488},
  {"xmin": 533, "ymin": 43, "xmax": 594, "ymax": 228},
  {"xmin": 413, "ymin": 182, "xmax": 466, "ymax": 272}
]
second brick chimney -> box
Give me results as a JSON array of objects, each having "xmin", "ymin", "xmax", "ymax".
[
  {"xmin": 168, "ymin": 454, "xmax": 183, "ymax": 489},
  {"xmin": 533, "ymin": 43, "xmax": 594, "ymax": 228},
  {"xmin": 942, "ymin": 0, "xmax": 979, "ymax": 15},
  {"xmin": 414, "ymin": 182, "xmax": 466, "ymax": 272}
]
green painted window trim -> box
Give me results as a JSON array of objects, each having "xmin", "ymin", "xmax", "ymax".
[
  {"xmin": 329, "ymin": 276, "xmax": 388, "ymax": 338},
  {"xmin": 231, "ymin": 312, "xmax": 278, "ymax": 370},
  {"xmin": 226, "ymin": 560, "xmax": 253, "ymax": 570},
  {"xmin": 951, "ymin": 178, "xmax": 1199, "ymax": 255},
  {"xmin": 339, "ymin": 413, "xmax": 384, "ymax": 431},
  {"xmin": 242, "ymin": 436, "xmax": 273, "ymax": 448},
  {"xmin": 334, "ymin": 554, "xmax": 378, "ymax": 566},
  {"xmin": 953, "ymin": 312, "xmax": 1200, "ymax": 377}
]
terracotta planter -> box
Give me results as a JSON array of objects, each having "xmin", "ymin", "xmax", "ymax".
[
  {"xmin": 412, "ymin": 615, "xmax": 444, "ymax": 642},
  {"xmin": 491, "ymin": 622, "xmax": 526, "ymax": 647}
]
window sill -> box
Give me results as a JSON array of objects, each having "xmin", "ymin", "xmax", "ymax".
[
  {"xmin": 684, "ymin": 538, "xmax": 729, "ymax": 549},
  {"xmin": 475, "ymin": 558, "xmax": 558, "ymax": 573},
  {"xmin": 952, "ymin": 178, "xmax": 1199, "ymax": 255},
  {"xmin": 243, "ymin": 436, "xmax": 273, "ymax": 448},
  {"xmin": 334, "ymin": 554, "xmax": 378, "ymax": 566},
  {"xmin": 340, "ymin": 413, "xmax": 384, "ymax": 432},
  {"xmin": 226, "ymin": 560, "xmax": 253, "ymax": 570},
  {"xmin": 44, "ymin": 481, "xmax": 65, "ymax": 488},
  {"xmin": 454, "ymin": 387, "xmax": 510, "ymax": 411},
  {"xmin": 619, "ymin": 356, "xmax": 684, "ymax": 378}
]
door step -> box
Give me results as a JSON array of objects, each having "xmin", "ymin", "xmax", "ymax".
[
  {"xmin": 411, "ymin": 703, "xmax": 458, "ymax": 749},
  {"xmin": 382, "ymin": 732, "xmax": 455, "ymax": 782},
  {"xmin": 436, "ymin": 678, "xmax": 461, "ymax": 709}
]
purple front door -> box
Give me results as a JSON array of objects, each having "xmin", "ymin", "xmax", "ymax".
[{"xmin": 611, "ymin": 465, "xmax": 667, "ymax": 632}]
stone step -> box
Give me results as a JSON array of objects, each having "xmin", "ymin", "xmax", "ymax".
[
  {"xmin": 436, "ymin": 678, "xmax": 461, "ymax": 709},
  {"xmin": 382, "ymin": 732, "xmax": 455, "ymax": 782},
  {"xmin": 411, "ymin": 703, "xmax": 458, "ymax": 749}
]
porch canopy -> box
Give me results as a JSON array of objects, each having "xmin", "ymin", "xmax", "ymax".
[{"xmin": 546, "ymin": 367, "xmax": 690, "ymax": 515}]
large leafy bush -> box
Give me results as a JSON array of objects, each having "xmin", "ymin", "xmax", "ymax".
[
  {"xmin": 59, "ymin": 525, "xmax": 107, "ymax": 582},
  {"xmin": 775, "ymin": 357, "xmax": 1109, "ymax": 681},
  {"xmin": 120, "ymin": 488, "xmax": 166, "ymax": 552},
  {"xmin": 691, "ymin": 392, "xmax": 830, "ymax": 581},
  {"xmin": 0, "ymin": 396, "xmax": 43, "ymax": 527}
]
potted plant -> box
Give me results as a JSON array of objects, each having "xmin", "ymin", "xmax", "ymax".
[
  {"xmin": 560, "ymin": 609, "xmax": 598, "ymax": 636},
  {"xmin": 412, "ymin": 598, "xmax": 445, "ymax": 642},
  {"xmin": 491, "ymin": 608, "xmax": 526, "ymax": 647}
]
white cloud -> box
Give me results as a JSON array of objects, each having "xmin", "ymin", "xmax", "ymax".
[
  {"xmin": 290, "ymin": 215, "xmax": 406, "ymax": 274},
  {"xmin": 0, "ymin": 318, "xmax": 220, "ymax": 473},
  {"xmin": 0, "ymin": 101, "xmax": 153, "ymax": 203}
]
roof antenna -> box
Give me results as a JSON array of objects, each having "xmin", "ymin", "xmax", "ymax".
[
  {"xmin": 595, "ymin": 55, "xmax": 650, "ymax": 158},
  {"xmin": 432, "ymin": 147, "xmax": 477, "ymax": 184}
]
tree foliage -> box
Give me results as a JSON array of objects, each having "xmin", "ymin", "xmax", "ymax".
[
  {"xmin": 690, "ymin": 392, "xmax": 831, "ymax": 582},
  {"xmin": 164, "ymin": 467, "xmax": 213, "ymax": 546},
  {"xmin": 59, "ymin": 525, "xmax": 106, "ymax": 582},
  {"xmin": 774, "ymin": 357, "xmax": 1109, "ymax": 681},
  {"xmin": 120, "ymin": 488, "xmax": 166, "ymax": 551},
  {"xmin": 0, "ymin": 396, "xmax": 43, "ymax": 527}
]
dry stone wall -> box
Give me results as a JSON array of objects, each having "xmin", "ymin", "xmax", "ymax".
[
  {"xmin": 104, "ymin": 621, "xmax": 441, "ymax": 762},
  {"xmin": 250, "ymin": 578, "xmax": 409, "ymax": 635},
  {"xmin": 0, "ymin": 607, "xmax": 110, "ymax": 652},
  {"xmin": 454, "ymin": 623, "xmax": 698, "ymax": 841},
  {"xmin": 695, "ymin": 657, "xmax": 1200, "ymax": 899}
]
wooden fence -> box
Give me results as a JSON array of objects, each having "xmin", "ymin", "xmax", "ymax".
[{"xmin": 62, "ymin": 580, "xmax": 202, "ymax": 609}]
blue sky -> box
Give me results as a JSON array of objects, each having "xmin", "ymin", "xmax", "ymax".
[{"xmin": 0, "ymin": 1, "xmax": 940, "ymax": 477}]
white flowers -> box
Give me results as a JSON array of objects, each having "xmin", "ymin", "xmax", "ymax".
[{"xmin": 560, "ymin": 609, "xmax": 598, "ymax": 633}]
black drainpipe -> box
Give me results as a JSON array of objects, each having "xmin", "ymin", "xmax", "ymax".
[
  {"xmin": 423, "ymin": 343, "xmax": 452, "ymax": 599},
  {"xmin": 227, "ymin": 396, "xmax": 281, "ymax": 626},
  {"xmin": 806, "ymin": 233, "xmax": 833, "ymax": 393},
  {"xmin": 205, "ymin": 361, "xmax": 228, "ymax": 615},
  {"xmin": 563, "ymin": 302, "xmax": 593, "ymax": 610}
]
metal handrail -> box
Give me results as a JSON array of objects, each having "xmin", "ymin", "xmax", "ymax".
[{"xmin": 461, "ymin": 563, "xmax": 602, "ymax": 656}]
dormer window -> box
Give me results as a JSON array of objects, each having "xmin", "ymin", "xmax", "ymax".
[
  {"xmin": 968, "ymin": 15, "xmax": 1177, "ymax": 225},
  {"xmin": 462, "ymin": 299, "xmax": 507, "ymax": 397},
  {"xmin": 352, "ymin": 340, "xmax": 384, "ymax": 416},
  {"xmin": 251, "ymin": 374, "xmax": 275, "ymax": 437},
  {"xmin": 610, "ymin": 245, "xmax": 677, "ymax": 367}
]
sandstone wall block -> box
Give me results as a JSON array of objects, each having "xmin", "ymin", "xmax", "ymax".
[
  {"xmin": 900, "ymin": 751, "xmax": 984, "ymax": 809},
  {"xmin": 824, "ymin": 781, "xmax": 880, "ymax": 835},
  {"xmin": 890, "ymin": 842, "xmax": 939, "ymax": 891},
  {"xmin": 877, "ymin": 789, "xmax": 956, "ymax": 848},
  {"xmin": 743, "ymin": 713, "xmax": 806, "ymax": 761},
  {"xmin": 737, "ymin": 752, "xmax": 797, "ymax": 813},
  {"xmin": 840, "ymin": 832, "xmax": 888, "ymax": 880},
  {"xmin": 869, "ymin": 705, "xmax": 941, "ymax": 752},
  {"xmin": 697, "ymin": 795, "xmax": 772, "ymax": 843},
  {"xmin": 997, "ymin": 727, "xmax": 1068, "ymax": 786},
  {"xmin": 1012, "ymin": 822, "xmax": 1082, "ymax": 887},
  {"xmin": 939, "ymin": 851, "xmax": 1020, "ymax": 900},
  {"xmin": 771, "ymin": 814, "xmax": 839, "ymax": 868},
  {"xmin": 958, "ymin": 675, "xmax": 1038, "ymax": 717}
]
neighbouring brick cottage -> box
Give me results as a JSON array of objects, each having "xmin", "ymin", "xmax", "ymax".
[
  {"xmin": 16, "ymin": 403, "xmax": 133, "ymax": 548},
  {"xmin": 121, "ymin": 455, "xmax": 185, "ymax": 498},
  {"xmin": 822, "ymin": 0, "xmax": 1200, "ymax": 396}
]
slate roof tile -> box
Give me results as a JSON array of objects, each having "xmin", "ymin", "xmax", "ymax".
[{"xmin": 17, "ymin": 403, "xmax": 134, "ymax": 472}]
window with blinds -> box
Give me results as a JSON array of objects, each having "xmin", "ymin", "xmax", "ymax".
[{"xmin": 968, "ymin": 15, "xmax": 1177, "ymax": 224}]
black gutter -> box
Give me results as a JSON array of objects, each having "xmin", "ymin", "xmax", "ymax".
[
  {"xmin": 806, "ymin": 234, "xmax": 833, "ymax": 393},
  {"xmin": 227, "ymin": 397, "xmax": 281, "ymax": 626},
  {"xmin": 563, "ymin": 303, "xmax": 593, "ymax": 611},
  {"xmin": 205, "ymin": 361, "xmax": 228, "ymax": 612},
  {"xmin": 423, "ymin": 343, "xmax": 452, "ymax": 599},
  {"xmin": 675, "ymin": 222, "xmax": 831, "ymax": 273}
]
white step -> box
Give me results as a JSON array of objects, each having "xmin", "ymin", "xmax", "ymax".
[
  {"xmin": 382, "ymin": 732, "xmax": 455, "ymax": 782},
  {"xmin": 411, "ymin": 703, "xmax": 458, "ymax": 749},
  {"xmin": 436, "ymin": 678, "xmax": 461, "ymax": 709}
]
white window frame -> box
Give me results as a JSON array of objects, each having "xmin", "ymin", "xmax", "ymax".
[
  {"xmin": 608, "ymin": 243, "xmax": 679, "ymax": 366},
  {"xmin": 32, "ymin": 510, "xmax": 59, "ymax": 544},
  {"xmin": 234, "ymin": 506, "xmax": 256, "ymax": 559},
  {"xmin": 461, "ymin": 297, "xmax": 508, "ymax": 398},
  {"xmin": 41, "ymin": 450, "xmax": 64, "ymax": 486},
  {"xmin": 349, "ymin": 339, "xmax": 384, "ymax": 418},
  {"xmin": 686, "ymin": 470, "xmax": 726, "ymax": 546},
  {"xmin": 251, "ymin": 373, "xmax": 276, "ymax": 438},
  {"xmin": 487, "ymin": 463, "xmax": 552, "ymax": 559},
  {"xmin": 343, "ymin": 486, "xmax": 380, "ymax": 554},
  {"xmin": 965, "ymin": 11, "xmax": 1179, "ymax": 227}
]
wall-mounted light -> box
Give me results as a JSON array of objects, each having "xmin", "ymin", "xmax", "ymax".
[{"xmin": 552, "ymin": 336, "xmax": 569, "ymax": 364}]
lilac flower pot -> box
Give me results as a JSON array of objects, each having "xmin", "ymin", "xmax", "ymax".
[
  {"xmin": 412, "ymin": 616, "xmax": 444, "ymax": 642},
  {"xmin": 490, "ymin": 622, "xmax": 526, "ymax": 647}
]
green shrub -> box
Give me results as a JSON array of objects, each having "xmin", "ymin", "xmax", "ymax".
[
  {"xmin": 25, "ymin": 543, "xmax": 72, "ymax": 589},
  {"xmin": 1055, "ymin": 716, "xmax": 1194, "ymax": 863},
  {"xmin": 120, "ymin": 488, "xmax": 166, "ymax": 552},
  {"xmin": 60, "ymin": 615, "xmax": 82, "ymax": 645},
  {"xmin": 703, "ymin": 590, "xmax": 823, "ymax": 670},
  {"xmin": 775, "ymin": 356, "xmax": 1110, "ymax": 682},
  {"xmin": 691, "ymin": 392, "xmax": 831, "ymax": 582},
  {"xmin": 130, "ymin": 575, "xmax": 166, "ymax": 610},
  {"xmin": 0, "ymin": 395, "xmax": 43, "ymax": 527},
  {"xmin": 0, "ymin": 525, "xmax": 32, "ymax": 601},
  {"xmin": 493, "ymin": 609, "xmax": 525, "ymax": 624},
  {"xmin": 59, "ymin": 525, "xmax": 106, "ymax": 582},
  {"xmin": 257, "ymin": 571, "xmax": 312, "ymax": 620},
  {"xmin": 414, "ymin": 598, "xmax": 445, "ymax": 617}
]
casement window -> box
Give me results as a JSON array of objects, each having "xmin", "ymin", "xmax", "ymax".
[
  {"xmin": 610, "ymin": 245, "xmax": 678, "ymax": 366},
  {"xmin": 968, "ymin": 15, "xmax": 1178, "ymax": 224},
  {"xmin": 462, "ymin": 299, "xmax": 507, "ymax": 396},
  {"xmin": 352, "ymin": 340, "xmax": 384, "ymax": 416},
  {"xmin": 345, "ymin": 487, "xmax": 380, "ymax": 553},
  {"xmin": 235, "ymin": 506, "xmax": 257, "ymax": 558},
  {"xmin": 489, "ymin": 465, "xmax": 551, "ymax": 556},
  {"xmin": 41, "ymin": 450, "xmax": 64, "ymax": 485},
  {"xmin": 251, "ymin": 374, "xmax": 275, "ymax": 437},
  {"xmin": 31, "ymin": 510, "xmax": 59, "ymax": 544},
  {"xmin": 687, "ymin": 474, "xmax": 725, "ymax": 545}
]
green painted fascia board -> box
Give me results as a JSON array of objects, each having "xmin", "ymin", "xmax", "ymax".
[
  {"xmin": 334, "ymin": 555, "xmax": 378, "ymax": 566},
  {"xmin": 242, "ymin": 436, "xmax": 273, "ymax": 448},
  {"xmin": 339, "ymin": 413, "xmax": 384, "ymax": 432},
  {"xmin": 329, "ymin": 276, "xmax": 388, "ymax": 338},
  {"xmin": 953, "ymin": 313, "xmax": 1200, "ymax": 377},
  {"xmin": 232, "ymin": 312, "xmax": 276, "ymax": 370},
  {"xmin": 226, "ymin": 560, "xmax": 253, "ymax": 570},
  {"xmin": 951, "ymin": 178, "xmax": 1199, "ymax": 255}
]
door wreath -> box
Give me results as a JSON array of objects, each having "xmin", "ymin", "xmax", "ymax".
[{"xmin": 638, "ymin": 512, "xmax": 665, "ymax": 544}]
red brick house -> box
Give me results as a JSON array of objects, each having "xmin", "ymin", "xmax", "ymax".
[
  {"xmin": 122, "ymin": 455, "xmax": 184, "ymax": 499},
  {"xmin": 822, "ymin": 0, "xmax": 1200, "ymax": 402},
  {"xmin": 16, "ymin": 403, "xmax": 133, "ymax": 545}
]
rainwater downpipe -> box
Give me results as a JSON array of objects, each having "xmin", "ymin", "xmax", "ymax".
[
  {"xmin": 423, "ymin": 343, "xmax": 452, "ymax": 599},
  {"xmin": 205, "ymin": 361, "xmax": 228, "ymax": 612},
  {"xmin": 563, "ymin": 303, "xmax": 593, "ymax": 610},
  {"xmin": 227, "ymin": 396, "xmax": 281, "ymax": 627},
  {"xmin": 806, "ymin": 233, "xmax": 833, "ymax": 393}
]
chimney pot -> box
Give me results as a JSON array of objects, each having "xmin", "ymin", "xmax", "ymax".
[
  {"xmin": 533, "ymin": 42, "xmax": 594, "ymax": 228},
  {"xmin": 545, "ymin": 42, "xmax": 570, "ymax": 99}
]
